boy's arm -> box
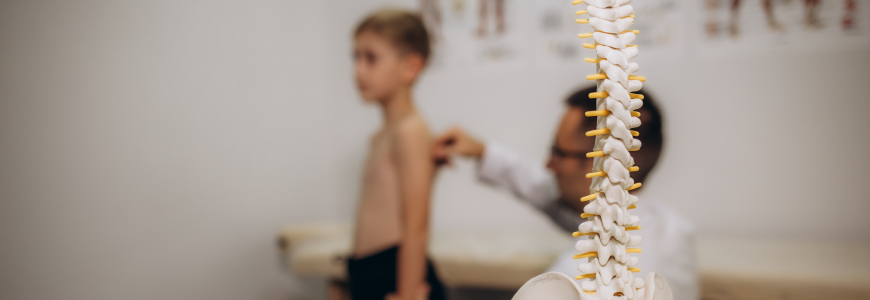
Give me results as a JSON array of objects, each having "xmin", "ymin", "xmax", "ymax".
[{"xmin": 393, "ymin": 120, "xmax": 435, "ymax": 300}]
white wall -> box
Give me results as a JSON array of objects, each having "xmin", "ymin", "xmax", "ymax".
[
  {"xmin": 0, "ymin": 1, "xmax": 335, "ymax": 299},
  {"xmin": 638, "ymin": 47, "xmax": 870, "ymax": 240},
  {"xmin": 1, "ymin": 0, "xmax": 868, "ymax": 299}
]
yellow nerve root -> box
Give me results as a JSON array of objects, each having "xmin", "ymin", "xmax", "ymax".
[
  {"xmin": 587, "ymin": 73, "xmax": 606, "ymax": 80},
  {"xmin": 581, "ymin": 193, "xmax": 599, "ymax": 201},
  {"xmin": 576, "ymin": 274, "xmax": 596, "ymax": 280},
  {"xmin": 587, "ymin": 167, "xmax": 636, "ymax": 178},
  {"xmin": 586, "ymin": 171, "xmax": 606, "ymax": 178},
  {"xmin": 589, "ymin": 91, "xmax": 608, "ymax": 98},
  {"xmin": 587, "ymin": 129, "xmax": 638, "ymax": 136},
  {"xmin": 586, "ymin": 74, "xmax": 647, "ymax": 82},
  {"xmin": 585, "ymin": 110, "xmax": 642, "ymax": 117},
  {"xmin": 573, "ymin": 249, "xmax": 640, "ymax": 259},
  {"xmin": 585, "ymin": 110, "xmax": 609, "ymax": 117},
  {"xmin": 586, "ymin": 128, "xmax": 610, "ymax": 136}
]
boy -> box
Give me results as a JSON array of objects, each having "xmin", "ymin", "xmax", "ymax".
[{"xmin": 347, "ymin": 9, "xmax": 445, "ymax": 300}]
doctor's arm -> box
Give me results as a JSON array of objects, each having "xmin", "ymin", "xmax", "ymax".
[{"xmin": 433, "ymin": 127, "xmax": 559, "ymax": 210}]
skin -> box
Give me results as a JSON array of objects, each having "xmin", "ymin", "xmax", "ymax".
[
  {"xmin": 546, "ymin": 108, "xmax": 596, "ymax": 210},
  {"xmin": 432, "ymin": 107, "xmax": 596, "ymax": 212},
  {"xmin": 353, "ymin": 30, "xmax": 432, "ymax": 300}
]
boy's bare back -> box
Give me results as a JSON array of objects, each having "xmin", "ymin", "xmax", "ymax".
[{"xmin": 352, "ymin": 112, "xmax": 433, "ymax": 258}]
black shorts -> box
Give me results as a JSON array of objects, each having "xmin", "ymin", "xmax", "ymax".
[{"xmin": 346, "ymin": 246, "xmax": 446, "ymax": 300}]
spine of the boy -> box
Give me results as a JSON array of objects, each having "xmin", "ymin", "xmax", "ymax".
[{"xmin": 571, "ymin": 0, "xmax": 647, "ymax": 299}]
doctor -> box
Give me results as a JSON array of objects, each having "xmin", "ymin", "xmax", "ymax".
[{"xmin": 432, "ymin": 86, "xmax": 698, "ymax": 300}]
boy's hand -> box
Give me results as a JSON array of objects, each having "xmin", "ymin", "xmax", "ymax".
[
  {"xmin": 432, "ymin": 126, "xmax": 485, "ymax": 167},
  {"xmin": 385, "ymin": 283, "xmax": 430, "ymax": 300}
]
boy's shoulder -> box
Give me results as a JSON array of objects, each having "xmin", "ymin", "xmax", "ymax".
[
  {"xmin": 392, "ymin": 113, "xmax": 430, "ymax": 138},
  {"xmin": 387, "ymin": 113, "xmax": 431, "ymax": 152}
]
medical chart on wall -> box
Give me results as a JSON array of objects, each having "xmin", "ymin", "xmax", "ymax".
[
  {"xmin": 420, "ymin": 0, "xmax": 533, "ymax": 69},
  {"xmin": 531, "ymin": 0, "xmax": 587, "ymax": 68},
  {"xmin": 692, "ymin": 0, "xmax": 870, "ymax": 56},
  {"xmin": 416, "ymin": 0, "xmax": 870, "ymax": 69}
]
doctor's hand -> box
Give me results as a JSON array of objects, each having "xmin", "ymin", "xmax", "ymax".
[{"xmin": 432, "ymin": 126, "xmax": 485, "ymax": 167}]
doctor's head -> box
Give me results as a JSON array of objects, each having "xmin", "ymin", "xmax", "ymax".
[{"xmin": 547, "ymin": 86, "xmax": 664, "ymax": 205}]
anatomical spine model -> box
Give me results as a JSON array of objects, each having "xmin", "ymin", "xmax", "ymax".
[{"xmin": 511, "ymin": 1, "xmax": 672, "ymax": 299}]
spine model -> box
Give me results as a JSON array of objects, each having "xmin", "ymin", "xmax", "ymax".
[{"xmin": 572, "ymin": 0, "xmax": 648, "ymax": 299}]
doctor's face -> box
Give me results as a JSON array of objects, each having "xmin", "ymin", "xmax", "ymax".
[{"xmin": 547, "ymin": 108, "xmax": 596, "ymax": 209}]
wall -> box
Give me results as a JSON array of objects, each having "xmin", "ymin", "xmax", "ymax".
[
  {"xmin": 0, "ymin": 1, "xmax": 334, "ymax": 299},
  {"xmin": 638, "ymin": 47, "xmax": 870, "ymax": 239},
  {"xmin": 0, "ymin": 0, "xmax": 868, "ymax": 299}
]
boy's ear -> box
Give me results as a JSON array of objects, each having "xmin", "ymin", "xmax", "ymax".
[{"xmin": 401, "ymin": 53, "xmax": 425, "ymax": 84}]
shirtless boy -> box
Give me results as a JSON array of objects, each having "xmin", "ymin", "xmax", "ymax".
[{"xmin": 345, "ymin": 9, "xmax": 444, "ymax": 300}]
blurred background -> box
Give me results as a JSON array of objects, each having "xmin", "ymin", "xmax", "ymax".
[{"xmin": 1, "ymin": 0, "xmax": 868, "ymax": 299}]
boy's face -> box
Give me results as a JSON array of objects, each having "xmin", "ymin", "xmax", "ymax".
[
  {"xmin": 353, "ymin": 30, "xmax": 416, "ymax": 102},
  {"xmin": 546, "ymin": 108, "xmax": 596, "ymax": 210}
]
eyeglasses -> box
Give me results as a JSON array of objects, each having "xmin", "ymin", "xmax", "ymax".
[{"xmin": 550, "ymin": 144, "xmax": 587, "ymax": 160}]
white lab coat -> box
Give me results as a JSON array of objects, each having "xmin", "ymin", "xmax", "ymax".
[{"xmin": 477, "ymin": 142, "xmax": 699, "ymax": 300}]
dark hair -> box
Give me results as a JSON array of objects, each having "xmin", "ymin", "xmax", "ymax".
[
  {"xmin": 566, "ymin": 86, "xmax": 664, "ymax": 184},
  {"xmin": 354, "ymin": 8, "xmax": 431, "ymax": 64}
]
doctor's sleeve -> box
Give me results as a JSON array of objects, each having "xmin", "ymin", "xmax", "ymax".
[{"xmin": 476, "ymin": 142, "xmax": 560, "ymax": 210}]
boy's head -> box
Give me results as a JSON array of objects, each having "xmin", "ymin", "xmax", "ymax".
[
  {"xmin": 353, "ymin": 9, "xmax": 431, "ymax": 102},
  {"xmin": 547, "ymin": 86, "xmax": 664, "ymax": 205}
]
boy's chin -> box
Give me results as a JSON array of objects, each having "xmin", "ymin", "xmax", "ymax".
[{"xmin": 359, "ymin": 93, "xmax": 383, "ymax": 103}]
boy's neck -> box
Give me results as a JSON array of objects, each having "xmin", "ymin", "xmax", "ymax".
[{"xmin": 379, "ymin": 88, "xmax": 415, "ymax": 126}]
